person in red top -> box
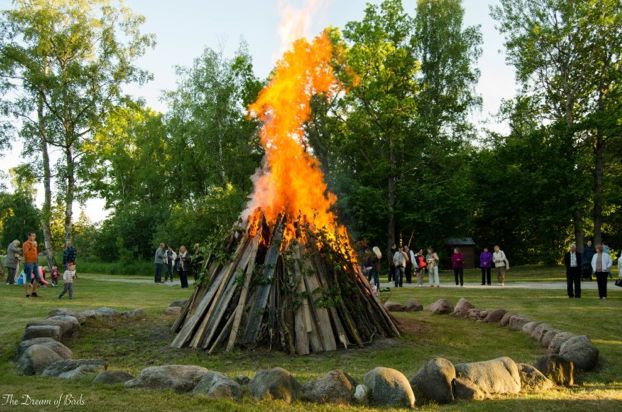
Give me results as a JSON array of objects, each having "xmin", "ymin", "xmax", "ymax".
[
  {"xmin": 23, "ymin": 231, "xmax": 42, "ymax": 298},
  {"xmin": 451, "ymin": 248, "xmax": 465, "ymax": 287}
]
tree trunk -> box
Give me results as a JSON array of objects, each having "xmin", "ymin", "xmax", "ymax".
[
  {"xmin": 592, "ymin": 128, "xmax": 604, "ymax": 246},
  {"xmin": 573, "ymin": 210, "xmax": 584, "ymax": 254},
  {"xmin": 64, "ymin": 143, "xmax": 75, "ymax": 244},
  {"xmin": 386, "ymin": 134, "xmax": 396, "ymax": 263},
  {"xmin": 37, "ymin": 90, "xmax": 56, "ymax": 269}
]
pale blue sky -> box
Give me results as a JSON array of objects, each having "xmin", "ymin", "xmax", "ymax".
[{"xmin": 1, "ymin": 0, "xmax": 516, "ymax": 222}]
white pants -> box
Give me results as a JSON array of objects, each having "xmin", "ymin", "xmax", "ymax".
[{"xmin": 428, "ymin": 266, "xmax": 439, "ymax": 286}]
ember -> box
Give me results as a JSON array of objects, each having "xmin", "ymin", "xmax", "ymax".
[{"xmin": 171, "ymin": 31, "xmax": 400, "ymax": 355}]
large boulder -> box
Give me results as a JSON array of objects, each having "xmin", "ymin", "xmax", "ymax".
[
  {"xmin": 249, "ymin": 367, "xmax": 301, "ymax": 403},
  {"xmin": 192, "ymin": 371, "xmax": 242, "ymax": 402},
  {"xmin": 404, "ymin": 299, "xmax": 423, "ymax": 312},
  {"xmin": 452, "ymin": 298, "xmax": 474, "ymax": 318},
  {"xmin": 125, "ymin": 365, "xmax": 210, "ymax": 392},
  {"xmin": 27, "ymin": 315, "xmax": 80, "ymax": 339},
  {"xmin": 42, "ymin": 359, "xmax": 107, "ymax": 379},
  {"xmin": 454, "ymin": 357, "xmax": 521, "ymax": 397},
  {"xmin": 518, "ymin": 363, "xmax": 554, "ymax": 392},
  {"xmin": 353, "ymin": 384, "xmax": 369, "ymax": 404},
  {"xmin": 17, "ymin": 337, "xmax": 72, "ymax": 361},
  {"xmin": 535, "ymin": 354, "xmax": 574, "ymax": 386},
  {"xmin": 541, "ymin": 329, "xmax": 560, "ymax": 348},
  {"xmin": 508, "ymin": 315, "xmax": 531, "ymax": 331},
  {"xmin": 22, "ymin": 325, "xmax": 62, "ymax": 342},
  {"xmin": 483, "ymin": 309, "xmax": 507, "ymax": 323},
  {"xmin": 363, "ymin": 367, "xmax": 415, "ymax": 408},
  {"xmin": 81, "ymin": 307, "xmax": 122, "ymax": 320},
  {"xmin": 559, "ymin": 335, "xmax": 599, "ymax": 371},
  {"xmin": 547, "ymin": 332, "xmax": 575, "ymax": 354},
  {"xmin": 521, "ymin": 321, "xmax": 543, "ymax": 335},
  {"xmin": 453, "ymin": 377, "xmax": 484, "ymax": 401},
  {"xmin": 17, "ymin": 344, "xmax": 63, "ymax": 375},
  {"xmin": 499, "ymin": 312, "xmax": 515, "ymax": 327},
  {"xmin": 384, "ymin": 301, "xmax": 406, "ymax": 312},
  {"xmin": 467, "ymin": 309, "xmax": 486, "ymax": 321},
  {"xmin": 429, "ymin": 299, "xmax": 454, "ymax": 315},
  {"xmin": 531, "ymin": 323, "xmax": 555, "ymax": 343},
  {"xmin": 93, "ymin": 370, "xmax": 135, "ymax": 385},
  {"xmin": 301, "ymin": 370, "xmax": 356, "ymax": 404},
  {"xmin": 409, "ymin": 357, "xmax": 455, "ymax": 405}
]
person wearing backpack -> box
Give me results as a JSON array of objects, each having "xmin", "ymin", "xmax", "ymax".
[{"xmin": 392, "ymin": 247, "xmax": 406, "ymax": 288}]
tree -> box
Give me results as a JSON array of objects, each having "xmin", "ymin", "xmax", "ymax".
[
  {"xmin": 0, "ymin": 0, "xmax": 154, "ymax": 254},
  {"xmin": 491, "ymin": 0, "xmax": 622, "ymax": 249}
]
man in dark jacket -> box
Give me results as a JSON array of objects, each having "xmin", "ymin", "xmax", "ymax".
[
  {"xmin": 581, "ymin": 240, "xmax": 595, "ymax": 280},
  {"xmin": 564, "ymin": 244, "xmax": 582, "ymax": 298},
  {"xmin": 63, "ymin": 240, "xmax": 77, "ymax": 270}
]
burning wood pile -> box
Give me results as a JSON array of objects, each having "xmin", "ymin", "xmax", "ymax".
[{"xmin": 170, "ymin": 31, "xmax": 400, "ymax": 354}]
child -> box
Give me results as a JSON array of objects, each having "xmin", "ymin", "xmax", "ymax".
[
  {"xmin": 50, "ymin": 266, "xmax": 60, "ymax": 287},
  {"xmin": 58, "ymin": 263, "xmax": 77, "ymax": 300}
]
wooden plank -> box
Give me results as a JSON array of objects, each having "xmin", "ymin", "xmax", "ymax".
[
  {"xmin": 304, "ymin": 266, "xmax": 337, "ymax": 352},
  {"xmin": 200, "ymin": 241, "xmax": 255, "ymax": 349},
  {"xmin": 207, "ymin": 309, "xmax": 236, "ymax": 354},
  {"xmin": 243, "ymin": 216, "xmax": 284, "ymax": 344},
  {"xmin": 225, "ymin": 236, "xmax": 260, "ymax": 352},
  {"xmin": 293, "ymin": 259, "xmax": 310, "ymax": 355}
]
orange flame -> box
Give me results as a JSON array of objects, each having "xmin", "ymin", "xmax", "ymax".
[{"xmin": 246, "ymin": 31, "xmax": 340, "ymax": 242}]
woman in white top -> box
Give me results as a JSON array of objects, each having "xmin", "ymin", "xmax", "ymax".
[
  {"xmin": 493, "ymin": 245, "xmax": 510, "ymax": 286},
  {"xmin": 591, "ymin": 244, "xmax": 613, "ymax": 299}
]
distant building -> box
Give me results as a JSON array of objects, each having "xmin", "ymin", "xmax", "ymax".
[{"xmin": 445, "ymin": 238, "xmax": 476, "ymax": 269}]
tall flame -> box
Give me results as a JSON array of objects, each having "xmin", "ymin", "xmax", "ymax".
[{"xmin": 246, "ymin": 31, "xmax": 340, "ymax": 242}]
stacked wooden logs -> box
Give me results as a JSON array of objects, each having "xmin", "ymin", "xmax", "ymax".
[{"xmin": 171, "ymin": 212, "xmax": 400, "ymax": 355}]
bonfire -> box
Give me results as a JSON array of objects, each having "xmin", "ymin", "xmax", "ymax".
[{"xmin": 171, "ymin": 32, "xmax": 400, "ymax": 355}]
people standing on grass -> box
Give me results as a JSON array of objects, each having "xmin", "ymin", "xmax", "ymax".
[
  {"xmin": 582, "ymin": 240, "xmax": 595, "ymax": 280},
  {"xmin": 415, "ymin": 249, "xmax": 426, "ymax": 287},
  {"xmin": 368, "ymin": 246, "xmax": 382, "ymax": 290},
  {"xmin": 165, "ymin": 246, "xmax": 177, "ymax": 282},
  {"xmin": 62, "ymin": 240, "xmax": 77, "ymax": 270},
  {"xmin": 23, "ymin": 232, "xmax": 42, "ymax": 298},
  {"xmin": 408, "ymin": 246, "xmax": 418, "ymax": 285},
  {"xmin": 452, "ymin": 248, "xmax": 465, "ymax": 287},
  {"xmin": 564, "ymin": 244, "xmax": 582, "ymax": 298},
  {"xmin": 493, "ymin": 245, "xmax": 509, "ymax": 286},
  {"xmin": 177, "ymin": 245, "xmax": 190, "ymax": 288},
  {"xmin": 154, "ymin": 243, "xmax": 166, "ymax": 284},
  {"xmin": 591, "ymin": 244, "xmax": 612, "ymax": 300},
  {"xmin": 392, "ymin": 246, "xmax": 406, "ymax": 288},
  {"xmin": 479, "ymin": 247, "xmax": 493, "ymax": 286},
  {"xmin": 403, "ymin": 245, "xmax": 413, "ymax": 284},
  {"xmin": 389, "ymin": 243, "xmax": 397, "ymax": 283},
  {"xmin": 426, "ymin": 247, "xmax": 440, "ymax": 288},
  {"xmin": 58, "ymin": 262, "xmax": 77, "ymax": 300},
  {"xmin": 6, "ymin": 240, "xmax": 21, "ymax": 285}
]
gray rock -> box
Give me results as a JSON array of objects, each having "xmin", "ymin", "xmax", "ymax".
[
  {"xmin": 363, "ymin": 367, "xmax": 415, "ymax": 408},
  {"xmin": 454, "ymin": 357, "xmax": 521, "ymax": 397},
  {"xmin": 301, "ymin": 370, "xmax": 356, "ymax": 404},
  {"xmin": 17, "ymin": 337, "xmax": 72, "ymax": 361},
  {"xmin": 452, "ymin": 298, "xmax": 474, "ymax": 318},
  {"xmin": 42, "ymin": 359, "xmax": 107, "ymax": 379},
  {"xmin": 483, "ymin": 309, "xmax": 507, "ymax": 323},
  {"xmin": 410, "ymin": 357, "xmax": 455, "ymax": 405},
  {"xmin": 48, "ymin": 308, "xmax": 87, "ymax": 324},
  {"xmin": 522, "ymin": 321, "xmax": 543, "ymax": 335},
  {"xmin": 192, "ymin": 371, "xmax": 242, "ymax": 402},
  {"xmin": 125, "ymin": 365, "xmax": 209, "ymax": 392},
  {"xmin": 384, "ymin": 301, "xmax": 406, "ymax": 312},
  {"xmin": 531, "ymin": 323, "xmax": 555, "ymax": 343},
  {"xmin": 122, "ymin": 308, "xmax": 145, "ymax": 319},
  {"xmin": 518, "ymin": 363, "xmax": 554, "ymax": 392},
  {"xmin": 535, "ymin": 354, "xmax": 574, "ymax": 386},
  {"xmin": 499, "ymin": 312, "xmax": 515, "ymax": 327},
  {"xmin": 547, "ymin": 332, "xmax": 575, "ymax": 354},
  {"xmin": 17, "ymin": 344, "xmax": 63, "ymax": 375},
  {"xmin": 93, "ymin": 370, "xmax": 135, "ymax": 385},
  {"xmin": 559, "ymin": 335, "xmax": 599, "ymax": 371},
  {"xmin": 353, "ymin": 384, "xmax": 369, "ymax": 404},
  {"xmin": 404, "ymin": 299, "xmax": 423, "ymax": 312},
  {"xmin": 22, "ymin": 325, "xmax": 62, "ymax": 342},
  {"xmin": 235, "ymin": 375, "xmax": 250, "ymax": 385},
  {"xmin": 541, "ymin": 329, "xmax": 560, "ymax": 348},
  {"xmin": 169, "ymin": 300, "xmax": 187, "ymax": 308},
  {"xmin": 27, "ymin": 315, "xmax": 80, "ymax": 338},
  {"xmin": 508, "ymin": 315, "xmax": 531, "ymax": 331},
  {"xmin": 429, "ymin": 299, "xmax": 454, "ymax": 315},
  {"xmin": 82, "ymin": 307, "xmax": 121, "ymax": 320},
  {"xmin": 453, "ymin": 377, "xmax": 484, "ymax": 400},
  {"xmin": 164, "ymin": 306, "xmax": 182, "ymax": 316},
  {"xmin": 249, "ymin": 367, "xmax": 301, "ymax": 403},
  {"xmin": 467, "ymin": 308, "xmax": 485, "ymax": 321}
]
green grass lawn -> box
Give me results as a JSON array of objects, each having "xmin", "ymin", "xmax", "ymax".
[{"xmin": 0, "ymin": 269, "xmax": 620, "ymax": 411}]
